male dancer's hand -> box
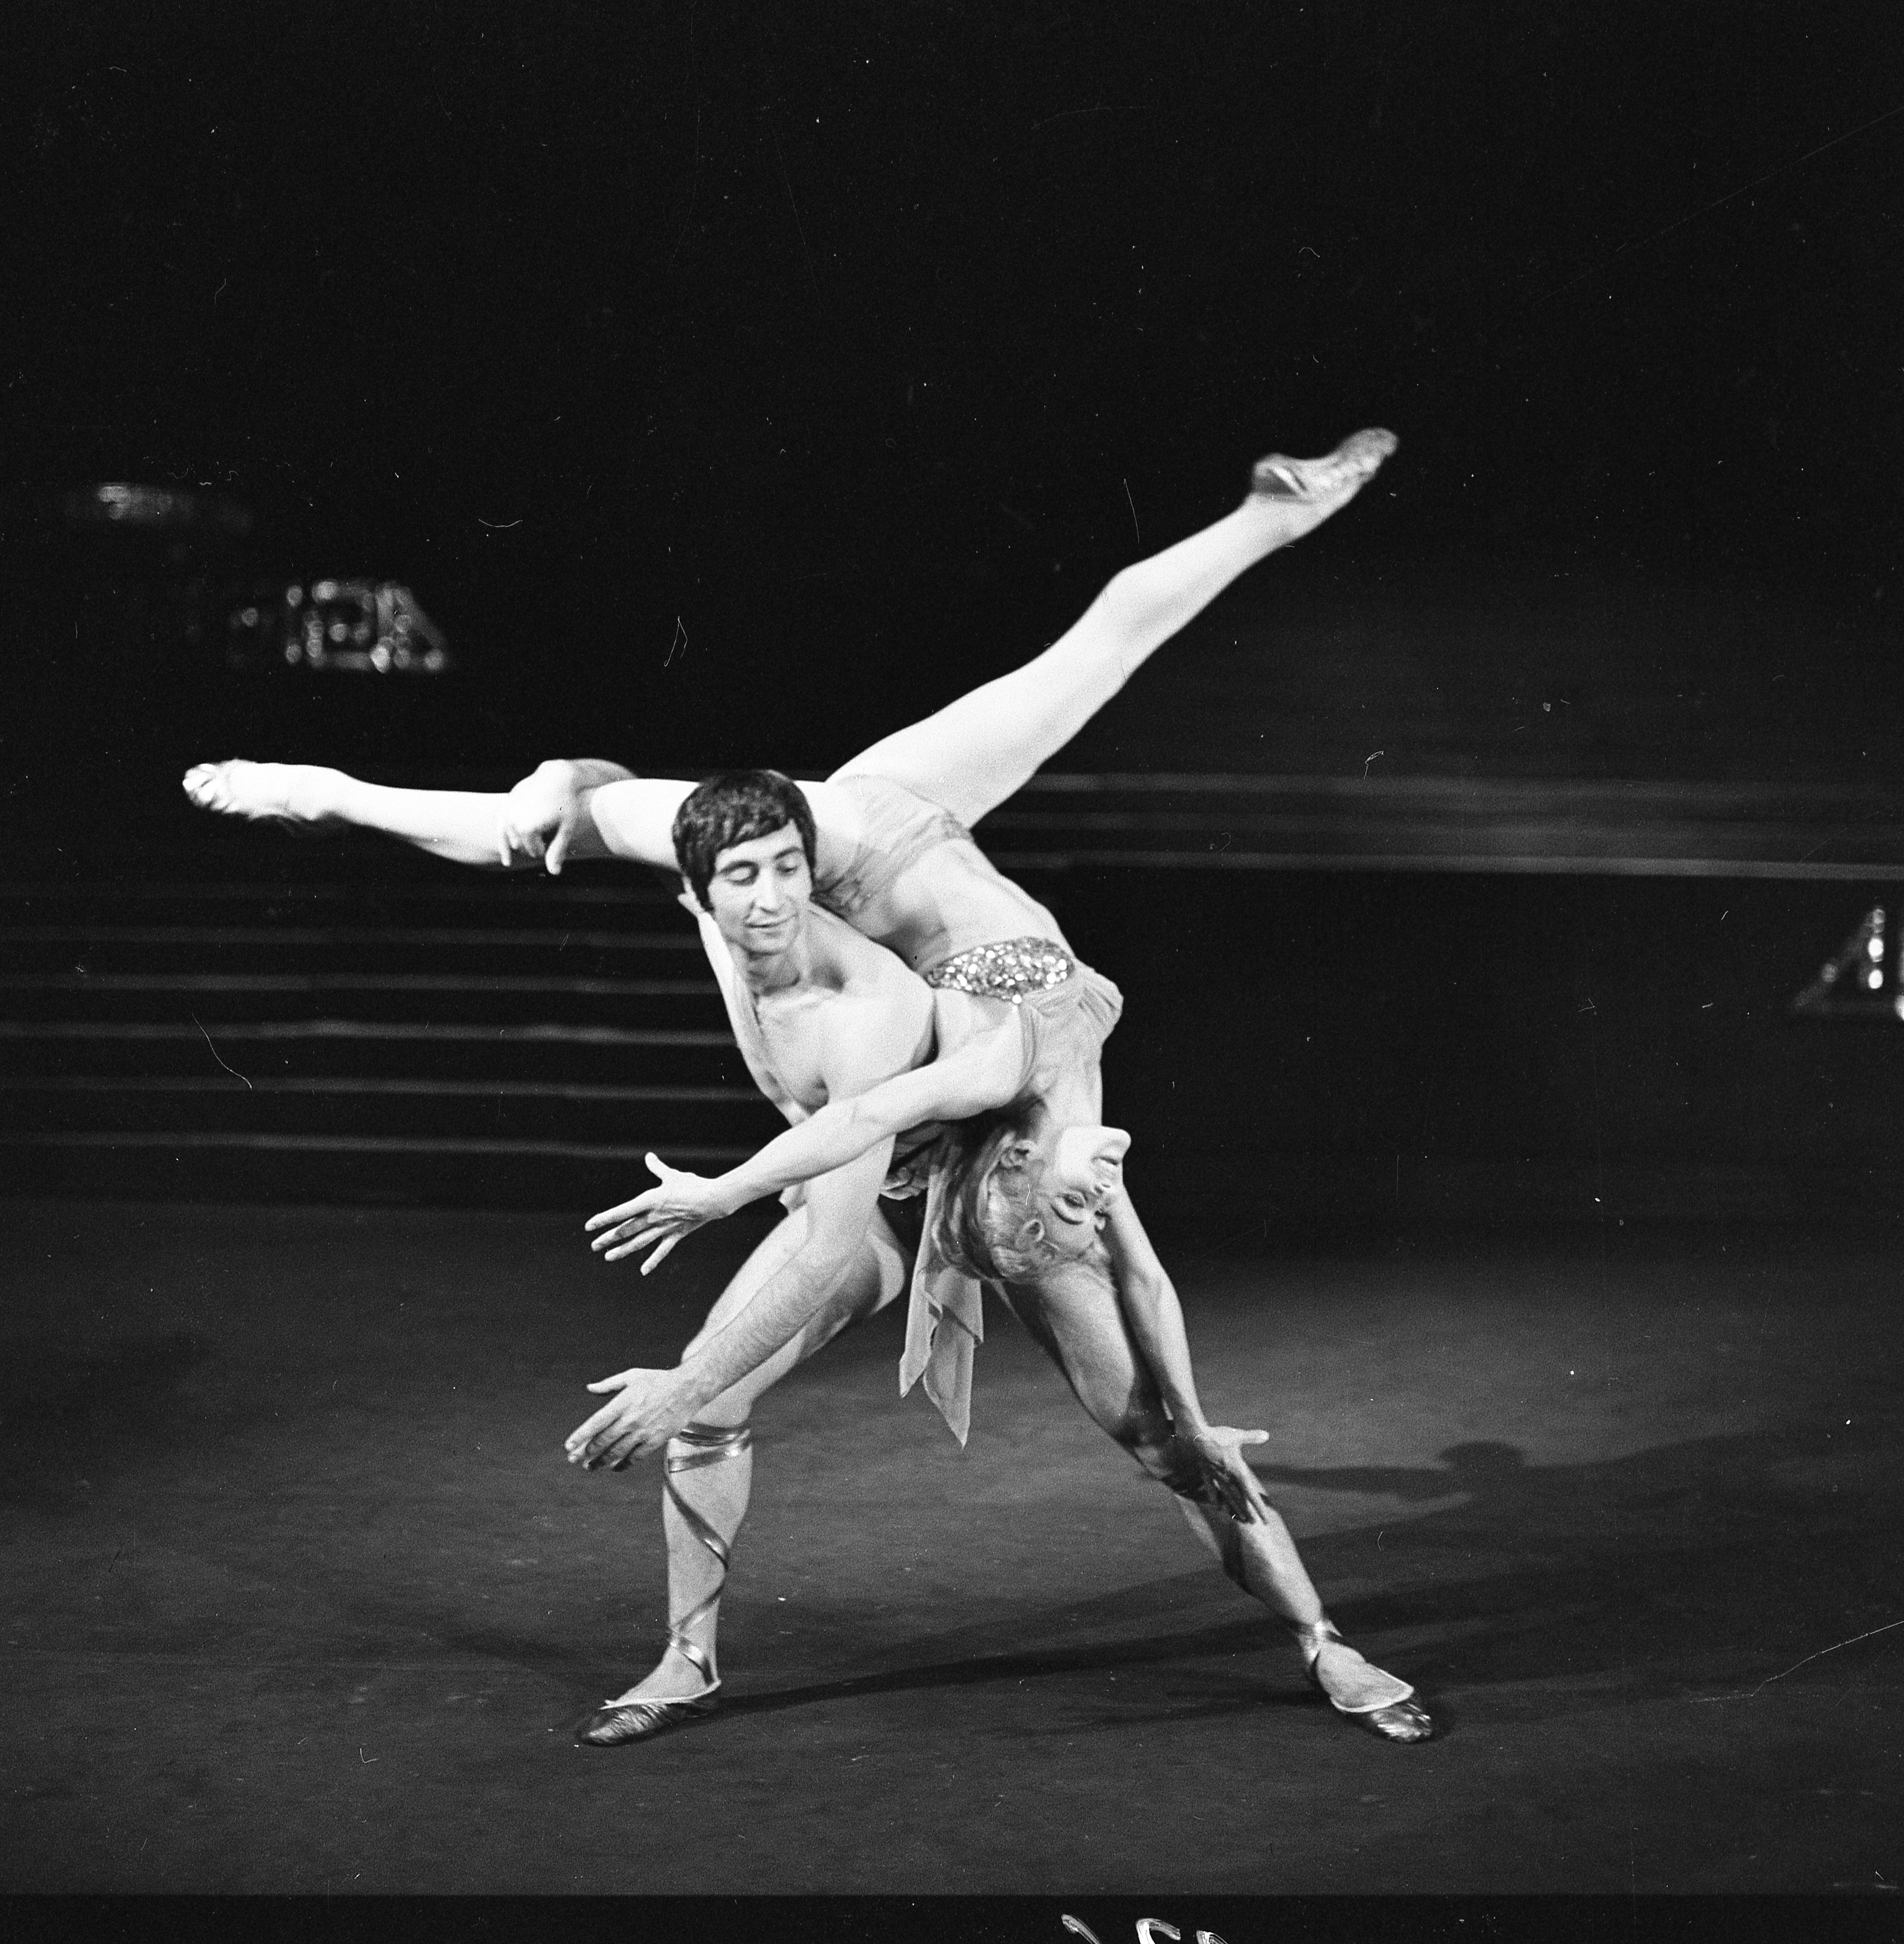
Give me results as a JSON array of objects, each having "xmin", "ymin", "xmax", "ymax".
[
  {"xmin": 1183, "ymin": 1424, "xmax": 1274, "ymax": 1524},
  {"xmin": 565, "ymin": 1365, "xmax": 701, "ymax": 1469},
  {"xmin": 499, "ymin": 760, "xmax": 586, "ymax": 872},
  {"xmin": 587, "ymin": 1154, "xmax": 737, "ymax": 1271}
]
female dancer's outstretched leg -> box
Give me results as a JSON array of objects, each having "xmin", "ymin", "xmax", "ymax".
[
  {"xmin": 831, "ymin": 429, "xmax": 1396, "ymax": 825},
  {"xmin": 185, "ymin": 432, "xmax": 1394, "ymax": 867},
  {"xmin": 179, "ymin": 758, "xmax": 653, "ymax": 869},
  {"xmin": 1004, "ymin": 1254, "xmax": 1431, "ymax": 1743}
]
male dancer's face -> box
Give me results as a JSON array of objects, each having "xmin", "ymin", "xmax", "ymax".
[{"xmin": 699, "ymin": 823, "xmax": 814, "ymax": 962}]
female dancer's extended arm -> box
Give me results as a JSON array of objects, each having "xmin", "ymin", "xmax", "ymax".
[
  {"xmin": 1102, "ymin": 1195, "xmax": 1274, "ymax": 1522},
  {"xmin": 586, "ymin": 1026, "xmax": 1022, "ymax": 1266}
]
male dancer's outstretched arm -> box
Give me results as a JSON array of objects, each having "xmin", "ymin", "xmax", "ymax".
[
  {"xmin": 588, "ymin": 1025, "xmax": 1021, "ymax": 1265},
  {"xmin": 566, "ymin": 1132, "xmax": 898, "ymax": 1469},
  {"xmin": 564, "ymin": 977, "xmax": 925, "ymax": 1467}
]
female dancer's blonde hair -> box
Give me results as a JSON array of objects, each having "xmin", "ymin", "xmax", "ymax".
[{"xmin": 930, "ymin": 1104, "xmax": 1115, "ymax": 1287}]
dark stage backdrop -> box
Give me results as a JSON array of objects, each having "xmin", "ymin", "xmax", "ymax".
[
  {"xmin": 11, "ymin": 2, "xmax": 1904, "ymax": 757},
  {"xmin": 7, "ymin": 2, "xmax": 1904, "ymax": 1217}
]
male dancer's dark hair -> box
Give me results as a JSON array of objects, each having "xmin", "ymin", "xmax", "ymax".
[{"xmin": 672, "ymin": 770, "xmax": 818, "ymax": 908}]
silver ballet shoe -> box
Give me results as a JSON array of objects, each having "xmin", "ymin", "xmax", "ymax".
[
  {"xmin": 1294, "ymin": 1618, "xmax": 1433, "ymax": 1744},
  {"xmin": 574, "ymin": 1672, "xmax": 720, "ymax": 1748},
  {"xmin": 1323, "ymin": 1688, "xmax": 1435, "ymax": 1745},
  {"xmin": 575, "ymin": 1423, "xmax": 750, "ymax": 1749},
  {"xmin": 180, "ymin": 760, "xmax": 339, "ymax": 836},
  {"xmin": 1250, "ymin": 427, "xmax": 1398, "ymax": 500}
]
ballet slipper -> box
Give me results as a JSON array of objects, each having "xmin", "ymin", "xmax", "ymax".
[
  {"xmin": 1250, "ymin": 427, "xmax": 1398, "ymax": 501},
  {"xmin": 1292, "ymin": 1618, "xmax": 1433, "ymax": 1744}
]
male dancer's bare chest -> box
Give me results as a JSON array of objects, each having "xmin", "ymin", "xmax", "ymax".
[
  {"xmin": 686, "ymin": 907, "xmax": 920, "ymax": 1123},
  {"xmin": 747, "ymin": 992, "xmax": 844, "ymax": 1117}
]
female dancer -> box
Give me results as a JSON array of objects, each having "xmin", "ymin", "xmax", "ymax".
[
  {"xmin": 580, "ymin": 432, "xmax": 1396, "ymax": 1289},
  {"xmin": 185, "ymin": 428, "xmax": 1429, "ymax": 1740}
]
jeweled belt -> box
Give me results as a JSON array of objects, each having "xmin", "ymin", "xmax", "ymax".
[{"xmin": 922, "ymin": 937, "xmax": 1074, "ymax": 1005}]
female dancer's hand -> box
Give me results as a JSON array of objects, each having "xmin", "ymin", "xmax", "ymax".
[
  {"xmin": 586, "ymin": 1154, "xmax": 736, "ymax": 1271},
  {"xmin": 1183, "ymin": 1424, "xmax": 1274, "ymax": 1524},
  {"xmin": 565, "ymin": 1365, "xmax": 700, "ymax": 1468}
]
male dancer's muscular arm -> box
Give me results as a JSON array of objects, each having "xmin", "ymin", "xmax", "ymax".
[
  {"xmin": 649, "ymin": 1138, "xmax": 898, "ymax": 1424},
  {"xmin": 588, "ymin": 1028, "xmax": 1020, "ymax": 1257},
  {"xmin": 511, "ymin": 764, "xmax": 687, "ymax": 871},
  {"xmin": 568, "ymin": 998, "xmax": 919, "ymax": 1467}
]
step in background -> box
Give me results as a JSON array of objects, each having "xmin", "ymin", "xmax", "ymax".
[{"xmin": 0, "ymin": 835, "xmax": 784, "ymax": 1210}]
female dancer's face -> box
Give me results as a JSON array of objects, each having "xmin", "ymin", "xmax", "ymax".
[{"xmin": 1000, "ymin": 1123, "xmax": 1131, "ymax": 1257}]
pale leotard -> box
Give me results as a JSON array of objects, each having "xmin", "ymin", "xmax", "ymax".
[
  {"xmin": 807, "ymin": 776, "xmax": 1125, "ymax": 1439},
  {"xmin": 691, "ymin": 891, "xmax": 1118, "ymax": 1441}
]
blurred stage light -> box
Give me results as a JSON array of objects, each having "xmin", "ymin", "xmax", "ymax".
[
  {"xmin": 1792, "ymin": 905, "xmax": 1904, "ymax": 1020},
  {"xmin": 226, "ymin": 579, "xmax": 450, "ymax": 674},
  {"xmin": 63, "ymin": 482, "xmax": 253, "ymax": 537}
]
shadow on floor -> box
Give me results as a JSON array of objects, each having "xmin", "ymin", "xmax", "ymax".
[{"xmin": 655, "ymin": 1419, "xmax": 1904, "ymax": 1736}]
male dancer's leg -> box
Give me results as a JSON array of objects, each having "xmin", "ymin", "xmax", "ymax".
[
  {"xmin": 580, "ymin": 1201, "xmax": 911, "ymax": 1737},
  {"xmin": 1000, "ymin": 1258, "xmax": 1428, "ymax": 1739},
  {"xmin": 830, "ymin": 429, "xmax": 1396, "ymax": 826}
]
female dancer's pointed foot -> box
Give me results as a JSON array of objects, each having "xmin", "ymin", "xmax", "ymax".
[
  {"xmin": 1250, "ymin": 427, "xmax": 1398, "ymax": 502},
  {"xmin": 1350, "ymin": 1696, "xmax": 1434, "ymax": 1743},
  {"xmin": 1298, "ymin": 1623, "xmax": 1433, "ymax": 1744},
  {"xmin": 181, "ymin": 760, "xmax": 337, "ymax": 830}
]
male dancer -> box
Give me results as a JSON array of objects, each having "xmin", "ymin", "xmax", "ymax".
[
  {"xmin": 186, "ymin": 757, "xmax": 1280, "ymax": 1742},
  {"xmin": 552, "ymin": 768, "xmax": 950, "ymax": 1743}
]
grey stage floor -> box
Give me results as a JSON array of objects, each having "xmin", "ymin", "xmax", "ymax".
[{"xmin": 1, "ymin": 1198, "xmax": 1899, "ymax": 1896}]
